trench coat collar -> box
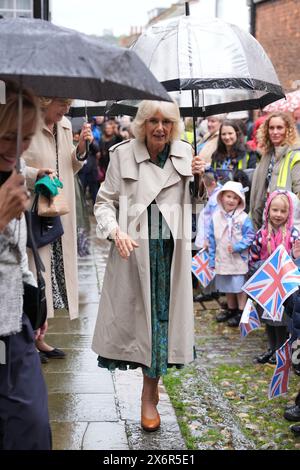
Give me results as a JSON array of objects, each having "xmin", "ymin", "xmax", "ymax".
[
  {"xmin": 41, "ymin": 115, "xmax": 71, "ymax": 136},
  {"xmin": 123, "ymin": 139, "xmax": 192, "ymax": 230},
  {"xmin": 132, "ymin": 139, "xmax": 193, "ymax": 177}
]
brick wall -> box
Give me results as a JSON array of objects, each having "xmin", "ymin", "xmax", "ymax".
[{"xmin": 255, "ymin": 0, "xmax": 300, "ymax": 92}]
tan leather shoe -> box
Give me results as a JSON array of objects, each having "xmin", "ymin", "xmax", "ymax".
[
  {"xmin": 141, "ymin": 401, "xmax": 161, "ymax": 432},
  {"xmin": 141, "ymin": 410, "xmax": 161, "ymax": 432}
]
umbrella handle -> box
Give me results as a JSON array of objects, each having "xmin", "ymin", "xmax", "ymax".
[{"xmin": 16, "ymin": 86, "xmax": 23, "ymax": 174}]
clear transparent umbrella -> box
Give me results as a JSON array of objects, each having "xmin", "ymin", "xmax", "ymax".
[
  {"xmin": 108, "ymin": 10, "xmax": 284, "ymax": 194},
  {"xmin": 108, "ymin": 14, "xmax": 284, "ymax": 119}
]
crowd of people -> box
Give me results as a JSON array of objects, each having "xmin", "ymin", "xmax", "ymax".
[
  {"xmin": 1, "ymin": 77, "xmax": 300, "ymax": 449},
  {"xmin": 193, "ymin": 108, "xmax": 300, "ymax": 436}
]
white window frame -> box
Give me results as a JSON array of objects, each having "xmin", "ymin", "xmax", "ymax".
[{"xmin": 0, "ymin": 0, "xmax": 33, "ymax": 17}]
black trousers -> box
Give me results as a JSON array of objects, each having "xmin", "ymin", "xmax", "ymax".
[{"xmin": 0, "ymin": 315, "xmax": 52, "ymax": 450}]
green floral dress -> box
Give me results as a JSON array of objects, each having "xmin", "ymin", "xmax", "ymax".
[{"xmin": 97, "ymin": 144, "xmax": 182, "ymax": 377}]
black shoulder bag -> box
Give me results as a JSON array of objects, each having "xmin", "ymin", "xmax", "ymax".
[
  {"xmin": 26, "ymin": 122, "xmax": 64, "ymax": 249},
  {"xmin": 23, "ymin": 210, "xmax": 47, "ymax": 330},
  {"xmin": 26, "ymin": 195, "xmax": 64, "ymax": 249}
]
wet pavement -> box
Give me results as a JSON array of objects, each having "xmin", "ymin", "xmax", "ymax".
[
  {"xmin": 43, "ymin": 219, "xmax": 300, "ymax": 450},
  {"xmin": 44, "ymin": 223, "xmax": 185, "ymax": 450}
]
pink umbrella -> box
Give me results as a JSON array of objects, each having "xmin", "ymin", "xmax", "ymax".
[{"xmin": 263, "ymin": 89, "xmax": 300, "ymax": 113}]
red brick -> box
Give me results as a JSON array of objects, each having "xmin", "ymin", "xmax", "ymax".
[{"xmin": 255, "ymin": 0, "xmax": 300, "ymax": 91}]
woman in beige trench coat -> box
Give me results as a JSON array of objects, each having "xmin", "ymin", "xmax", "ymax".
[
  {"xmin": 24, "ymin": 97, "xmax": 92, "ymax": 360},
  {"xmin": 92, "ymin": 100, "xmax": 203, "ymax": 432}
]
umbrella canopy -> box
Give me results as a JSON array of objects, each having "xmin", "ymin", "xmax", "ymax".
[
  {"xmin": 107, "ymin": 15, "xmax": 284, "ymax": 117},
  {"xmin": 0, "ymin": 18, "xmax": 171, "ymax": 103},
  {"xmin": 263, "ymin": 89, "xmax": 300, "ymax": 113},
  {"xmin": 68, "ymin": 100, "xmax": 109, "ymax": 118}
]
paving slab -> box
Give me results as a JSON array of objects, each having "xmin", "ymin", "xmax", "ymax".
[
  {"xmin": 47, "ymin": 316, "xmax": 97, "ymax": 334},
  {"xmin": 45, "ymin": 333, "xmax": 92, "ymax": 349},
  {"xmin": 114, "ymin": 369, "xmax": 186, "ymax": 450},
  {"xmin": 46, "ymin": 372, "xmax": 114, "ymax": 394},
  {"xmin": 79, "ymin": 302, "xmax": 99, "ymax": 317},
  {"xmin": 49, "ymin": 393, "xmax": 118, "ymax": 422},
  {"xmin": 50, "ymin": 422, "xmax": 88, "ymax": 450},
  {"xmin": 43, "ymin": 349, "xmax": 99, "ymax": 373},
  {"xmin": 83, "ymin": 422, "xmax": 129, "ymax": 450},
  {"xmin": 78, "ymin": 272, "xmax": 100, "ymax": 284},
  {"xmin": 79, "ymin": 289, "xmax": 100, "ymax": 304}
]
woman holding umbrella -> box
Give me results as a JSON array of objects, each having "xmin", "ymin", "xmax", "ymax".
[
  {"xmin": 0, "ymin": 81, "xmax": 51, "ymax": 450},
  {"xmin": 250, "ymin": 111, "xmax": 300, "ymax": 231},
  {"xmin": 92, "ymin": 99, "xmax": 203, "ymax": 432},
  {"xmin": 23, "ymin": 97, "xmax": 93, "ymax": 362}
]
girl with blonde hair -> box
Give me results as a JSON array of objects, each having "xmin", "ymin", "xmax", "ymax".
[{"xmin": 250, "ymin": 190, "xmax": 300, "ymax": 364}]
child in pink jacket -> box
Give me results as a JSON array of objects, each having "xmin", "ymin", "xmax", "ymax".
[{"xmin": 250, "ymin": 190, "xmax": 300, "ymax": 364}]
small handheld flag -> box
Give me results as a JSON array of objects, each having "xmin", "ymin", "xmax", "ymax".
[
  {"xmin": 243, "ymin": 245, "xmax": 300, "ymax": 321},
  {"xmin": 191, "ymin": 249, "xmax": 215, "ymax": 288},
  {"xmin": 239, "ymin": 299, "xmax": 261, "ymax": 338},
  {"xmin": 268, "ymin": 338, "xmax": 292, "ymax": 399}
]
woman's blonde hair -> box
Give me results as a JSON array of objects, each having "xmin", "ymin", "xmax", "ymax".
[
  {"xmin": 39, "ymin": 97, "xmax": 73, "ymax": 110},
  {"xmin": 131, "ymin": 100, "xmax": 183, "ymax": 142},
  {"xmin": 0, "ymin": 81, "xmax": 38, "ymax": 137},
  {"xmin": 257, "ymin": 111, "xmax": 298, "ymax": 155}
]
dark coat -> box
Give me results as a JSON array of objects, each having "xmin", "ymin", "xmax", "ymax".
[{"xmin": 284, "ymin": 289, "xmax": 300, "ymax": 340}]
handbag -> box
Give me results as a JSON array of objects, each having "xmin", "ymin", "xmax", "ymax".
[
  {"xmin": 37, "ymin": 188, "xmax": 70, "ymax": 217},
  {"xmin": 27, "ymin": 195, "xmax": 64, "ymax": 249},
  {"xmin": 23, "ymin": 211, "xmax": 47, "ymax": 330}
]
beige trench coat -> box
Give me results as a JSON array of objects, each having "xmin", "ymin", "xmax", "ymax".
[
  {"xmin": 198, "ymin": 131, "xmax": 219, "ymax": 164},
  {"xmin": 92, "ymin": 139, "xmax": 195, "ymax": 367},
  {"xmin": 24, "ymin": 116, "xmax": 83, "ymax": 319}
]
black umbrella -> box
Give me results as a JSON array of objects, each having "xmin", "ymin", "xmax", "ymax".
[
  {"xmin": 0, "ymin": 18, "xmax": 171, "ymax": 169},
  {"xmin": 0, "ymin": 18, "xmax": 171, "ymax": 103},
  {"xmin": 68, "ymin": 101, "xmax": 108, "ymax": 119}
]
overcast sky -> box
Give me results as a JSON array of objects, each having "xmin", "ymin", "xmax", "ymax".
[{"xmin": 51, "ymin": 0, "xmax": 176, "ymax": 37}]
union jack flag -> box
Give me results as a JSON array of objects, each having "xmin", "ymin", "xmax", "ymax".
[
  {"xmin": 243, "ymin": 245, "xmax": 300, "ymax": 321},
  {"xmin": 191, "ymin": 249, "xmax": 215, "ymax": 288},
  {"xmin": 239, "ymin": 299, "xmax": 261, "ymax": 338},
  {"xmin": 269, "ymin": 338, "xmax": 292, "ymax": 399},
  {"xmin": 262, "ymin": 305, "xmax": 284, "ymax": 322}
]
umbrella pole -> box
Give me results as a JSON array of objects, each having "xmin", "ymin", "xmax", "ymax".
[
  {"xmin": 16, "ymin": 85, "xmax": 23, "ymax": 174},
  {"xmin": 185, "ymin": 1, "xmax": 199, "ymax": 196},
  {"xmin": 191, "ymin": 89, "xmax": 199, "ymax": 196},
  {"xmin": 85, "ymin": 101, "xmax": 90, "ymax": 156}
]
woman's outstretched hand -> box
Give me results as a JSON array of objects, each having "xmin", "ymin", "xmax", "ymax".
[{"xmin": 110, "ymin": 228, "xmax": 139, "ymax": 260}]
